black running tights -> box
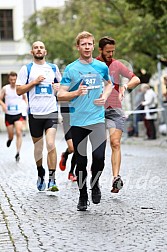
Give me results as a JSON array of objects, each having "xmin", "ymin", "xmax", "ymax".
[{"xmin": 71, "ymin": 123, "xmax": 106, "ymax": 196}]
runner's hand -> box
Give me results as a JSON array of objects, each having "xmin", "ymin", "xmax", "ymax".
[
  {"xmin": 34, "ymin": 75, "xmax": 46, "ymax": 85},
  {"xmin": 119, "ymin": 86, "xmax": 126, "ymax": 101},
  {"xmin": 52, "ymin": 82, "xmax": 60, "ymax": 93},
  {"xmin": 94, "ymin": 94, "xmax": 106, "ymax": 106},
  {"xmin": 78, "ymin": 81, "xmax": 88, "ymax": 96},
  {"xmin": 1, "ymin": 103, "xmax": 7, "ymax": 113}
]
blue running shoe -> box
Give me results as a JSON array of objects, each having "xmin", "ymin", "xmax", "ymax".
[
  {"xmin": 37, "ymin": 176, "xmax": 46, "ymax": 191},
  {"xmin": 47, "ymin": 180, "xmax": 59, "ymax": 192}
]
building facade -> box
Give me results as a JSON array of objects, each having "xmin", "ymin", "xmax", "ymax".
[
  {"xmin": 0, "ymin": 0, "xmax": 64, "ymax": 130},
  {"xmin": 0, "ymin": 0, "xmax": 64, "ymax": 87}
]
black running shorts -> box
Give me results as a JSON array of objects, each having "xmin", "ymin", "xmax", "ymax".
[
  {"xmin": 5, "ymin": 113, "xmax": 23, "ymax": 126},
  {"xmin": 28, "ymin": 112, "xmax": 58, "ymax": 138}
]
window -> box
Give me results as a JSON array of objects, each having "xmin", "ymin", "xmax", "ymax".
[
  {"xmin": 0, "ymin": 9, "xmax": 13, "ymax": 40},
  {"xmin": 1, "ymin": 74, "xmax": 8, "ymax": 88}
]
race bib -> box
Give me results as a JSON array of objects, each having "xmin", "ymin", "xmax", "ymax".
[
  {"xmin": 82, "ymin": 73, "xmax": 100, "ymax": 90},
  {"xmin": 35, "ymin": 84, "xmax": 52, "ymax": 96},
  {"xmin": 8, "ymin": 105, "xmax": 18, "ymax": 111}
]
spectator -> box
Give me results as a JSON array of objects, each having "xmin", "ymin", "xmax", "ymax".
[
  {"xmin": 163, "ymin": 76, "xmax": 167, "ymax": 103},
  {"xmin": 141, "ymin": 84, "xmax": 158, "ymax": 140},
  {"xmin": 133, "ymin": 87, "xmax": 145, "ymax": 137}
]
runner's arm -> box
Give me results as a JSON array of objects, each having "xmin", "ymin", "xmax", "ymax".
[
  {"xmin": 124, "ymin": 76, "xmax": 141, "ymax": 90},
  {"xmin": 16, "ymin": 75, "xmax": 46, "ymax": 95},
  {"xmin": 94, "ymin": 80, "xmax": 113, "ymax": 106},
  {"xmin": 57, "ymin": 82, "xmax": 88, "ymax": 101},
  {"xmin": 22, "ymin": 93, "xmax": 28, "ymax": 105},
  {"xmin": 0, "ymin": 86, "xmax": 5, "ymax": 101},
  {"xmin": 0, "ymin": 87, "xmax": 7, "ymax": 112},
  {"xmin": 102, "ymin": 80, "xmax": 113, "ymax": 101}
]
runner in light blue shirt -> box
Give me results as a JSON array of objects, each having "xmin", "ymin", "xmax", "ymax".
[
  {"xmin": 58, "ymin": 31, "xmax": 113, "ymax": 211},
  {"xmin": 61, "ymin": 58, "xmax": 111, "ymax": 126}
]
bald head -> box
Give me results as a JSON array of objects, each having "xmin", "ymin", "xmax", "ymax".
[{"xmin": 32, "ymin": 41, "xmax": 45, "ymax": 50}]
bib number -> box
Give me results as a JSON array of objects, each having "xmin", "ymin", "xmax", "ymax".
[
  {"xmin": 8, "ymin": 105, "xmax": 18, "ymax": 111},
  {"xmin": 35, "ymin": 84, "xmax": 52, "ymax": 96},
  {"xmin": 82, "ymin": 74, "xmax": 100, "ymax": 90}
]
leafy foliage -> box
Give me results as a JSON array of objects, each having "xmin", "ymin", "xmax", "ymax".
[{"xmin": 24, "ymin": 0, "xmax": 167, "ymax": 75}]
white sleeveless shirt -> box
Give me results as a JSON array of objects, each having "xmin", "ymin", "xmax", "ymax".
[
  {"xmin": 16, "ymin": 62, "xmax": 61, "ymax": 115},
  {"xmin": 5, "ymin": 84, "xmax": 23, "ymax": 115}
]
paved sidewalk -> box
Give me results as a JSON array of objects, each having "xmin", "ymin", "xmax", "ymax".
[
  {"xmin": 0, "ymin": 125, "xmax": 167, "ymax": 252},
  {"xmin": 122, "ymin": 133, "xmax": 167, "ymax": 147}
]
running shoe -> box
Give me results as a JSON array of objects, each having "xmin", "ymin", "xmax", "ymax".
[
  {"xmin": 7, "ymin": 139, "xmax": 12, "ymax": 147},
  {"xmin": 91, "ymin": 183, "xmax": 101, "ymax": 204},
  {"xmin": 59, "ymin": 152, "xmax": 68, "ymax": 171},
  {"xmin": 77, "ymin": 195, "xmax": 89, "ymax": 211},
  {"xmin": 37, "ymin": 176, "xmax": 46, "ymax": 191},
  {"xmin": 111, "ymin": 175, "xmax": 123, "ymax": 193},
  {"xmin": 15, "ymin": 153, "xmax": 20, "ymax": 162},
  {"xmin": 47, "ymin": 180, "xmax": 59, "ymax": 192},
  {"xmin": 68, "ymin": 173, "xmax": 77, "ymax": 182}
]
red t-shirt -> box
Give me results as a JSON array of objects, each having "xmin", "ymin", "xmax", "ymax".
[{"xmin": 96, "ymin": 56, "xmax": 135, "ymax": 108}]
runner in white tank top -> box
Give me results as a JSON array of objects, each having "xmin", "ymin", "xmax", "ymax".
[
  {"xmin": 3, "ymin": 84, "xmax": 23, "ymax": 115},
  {"xmin": 0, "ymin": 72, "xmax": 27, "ymax": 162}
]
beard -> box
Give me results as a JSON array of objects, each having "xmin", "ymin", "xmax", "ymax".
[
  {"xmin": 101, "ymin": 52, "xmax": 111, "ymax": 63},
  {"xmin": 34, "ymin": 55, "xmax": 44, "ymax": 60}
]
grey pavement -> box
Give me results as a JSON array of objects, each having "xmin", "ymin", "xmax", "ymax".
[{"xmin": 0, "ymin": 124, "xmax": 167, "ymax": 252}]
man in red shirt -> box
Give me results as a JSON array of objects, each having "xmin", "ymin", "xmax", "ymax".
[{"xmin": 97, "ymin": 36, "xmax": 140, "ymax": 193}]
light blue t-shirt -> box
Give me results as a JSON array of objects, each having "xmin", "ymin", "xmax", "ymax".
[{"xmin": 60, "ymin": 59, "xmax": 111, "ymax": 126}]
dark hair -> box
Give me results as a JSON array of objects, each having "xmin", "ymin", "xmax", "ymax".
[
  {"xmin": 8, "ymin": 71, "xmax": 17, "ymax": 78},
  {"xmin": 99, "ymin": 36, "xmax": 116, "ymax": 49}
]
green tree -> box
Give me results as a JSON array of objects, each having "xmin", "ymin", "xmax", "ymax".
[
  {"xmin": 125, "ymin": 0, "xmax": 167, "ymax": 69},
  {"xmin": 24, "ymin": 0, "xmax": 167, "ymax": 74},
  {"xmin": 126, "ymin": 0, "xmax": 167, "ymax": 19},
  {"xmin": 24, "ymin": 8, "xmax": 74, "ymax": 65}
]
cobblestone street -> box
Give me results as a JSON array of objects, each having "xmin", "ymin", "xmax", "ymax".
[{"xmin": 0, "ymin": 125, "xmax": 167, "ymax": 252}]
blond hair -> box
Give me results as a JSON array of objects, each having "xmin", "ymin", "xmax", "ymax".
[{"xmin": 75, "ymin": 31, "xmax": 95, "ymax": 45}]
